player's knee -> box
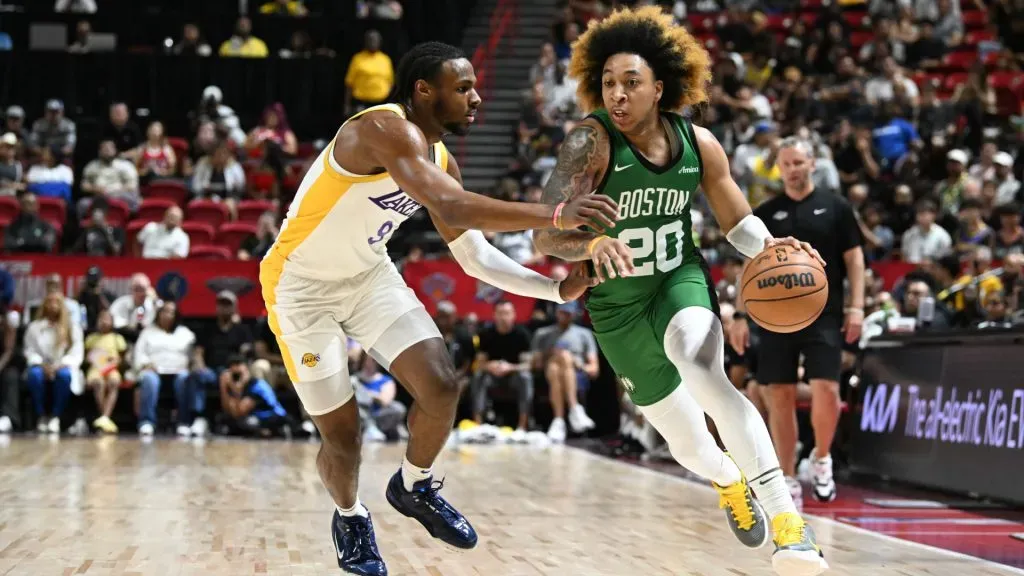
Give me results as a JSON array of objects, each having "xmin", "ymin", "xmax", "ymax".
[{"xmin": 415, "ymin": 366, "xmax": 462, "ymax": 417}]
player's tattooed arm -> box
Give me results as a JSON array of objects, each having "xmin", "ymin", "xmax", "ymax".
[{"xmin": 533, "ymin": 120, "xmax": 609, "ymax": 262}]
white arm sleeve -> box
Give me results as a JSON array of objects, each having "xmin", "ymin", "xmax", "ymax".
[
  {"xmin": 725, "ymin": 214, "xmax": 773, "ymax": 259},
  {"xmin": 448, "ymin": 230, "xmax": 565, "ymax": 303}
]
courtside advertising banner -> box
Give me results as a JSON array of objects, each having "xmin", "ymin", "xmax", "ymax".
[{"xmin": 852, "ymin": 341, "xmax": 1024, "ymax": 504}]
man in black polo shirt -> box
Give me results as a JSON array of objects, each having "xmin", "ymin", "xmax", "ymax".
[
  {"xmin": 185, "ymin": 290, "xmax": 253, "ymax": 436},
  {"xmin": 470, "ymin": 300, "xmax": 533, "ymax": 433},
  {"xmin": 727, "ymin": 137, "xmax": 865, "ymax": 505}
]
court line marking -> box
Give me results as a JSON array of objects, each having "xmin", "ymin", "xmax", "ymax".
[{"xmin": 569, "ymin": 446, "xmax": 1024, "ymax": 575}]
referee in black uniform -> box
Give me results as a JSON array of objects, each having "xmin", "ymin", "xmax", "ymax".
[{"xmin": 727, "ymin": 137, "xmax": 865, "ymax": 505}]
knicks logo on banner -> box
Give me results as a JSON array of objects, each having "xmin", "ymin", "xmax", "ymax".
[
  {"xmin": 420, "ymin": 273, "xmax": 456, "ymax": 303},
  {"xmin": 474, "ymin": 279, "xmax": 503, "ymax": 304}
]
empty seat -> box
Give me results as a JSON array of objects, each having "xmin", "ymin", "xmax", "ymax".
[
  {"xmin": 217, "ymin": 222, "xmax": 258, "ymax": 253},
  {"xmin": 189, "ymin": 245, "xmax": 232, "ymax": 260},
  {"xmin": 187, "ymin": 199, "xmax": 229, "ymax": 229},
  {"xmin": 143, "ymin": 180, "xmax": 188, "ymax": 206},
  {"xmin": 237, "ymin": 199, "xmax": 275, "ymax": 223},
  {"xmin": 181, "ymin": 221, "xmax": 215, "ymax": 247},
  {"xmin": 137, "ymin": 198, "xmax": 176, "ymax": 223}
]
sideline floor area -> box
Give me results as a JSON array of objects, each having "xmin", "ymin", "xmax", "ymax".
[{"xmin": 0, "ymin": 437, "xmax": 1020, "ymax": 575}]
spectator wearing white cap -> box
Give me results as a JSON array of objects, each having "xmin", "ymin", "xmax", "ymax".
[
  {"xmin": 194, "ymin": 86, "xmax": 246, "ymax": 146},
  {"xmin": 935, "ymin": 149, "xmax": 979, "ymax": 211},
  {"xmin": 30, "ymin": 99, "xmax": 76, "ymax": 156},
  {"xmin": 993, "ymin": 152, "xmax": 1020, "ymax": 207},
  {"xmin": 0, "ymin": 133, "xmax": 23, "ymax": 196}
]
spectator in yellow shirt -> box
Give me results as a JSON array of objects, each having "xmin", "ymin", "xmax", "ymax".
[
  {"xmin": 219, "ymin": 17, "xmax": 269, "ymax": 58},
  {"xmin": 84, "ymin": 309, "xmax": 127, "ymax": 434},
  {"xmin": 344, "ymin": 30, "xmax": 394, "ymax": 115},
  {"xmin": 260, "ymin": 0, "xmax": 308, "ymax": 16}
]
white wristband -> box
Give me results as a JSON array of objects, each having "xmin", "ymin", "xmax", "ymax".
[
  {"xmin": 725, "ymin": 214, "xmax": 773, "ymax": 259},
  {"xmin": 448, "ymin": 230, "xmax": 565, "ymax": 303}
]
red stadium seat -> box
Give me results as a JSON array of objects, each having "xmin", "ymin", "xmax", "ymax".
[
  {"xmin": 167, "ymin": 137, "xmax": 190, "ymax": 161},
  {"xmin": 137, "ymin": 198, "xmax": 175, "ymax": 223},
  {"xmin": 964, "ymin": 29, "xmax": 996, "ymax": 46},
  {"xmin": 696, "ymin": 31, "xmax": 718, "ymax": 51},
  {"xmin": 943, "ymin": 72, "xmax": 969, "ymax": 91},
  {"xmin": 801, "ymin": 0, "xmax": 824, "ymax": 7},
  {"xmin": 942, "ymin": 50, "xmax": 978, "ymax": 71},
  {"xmin": 186, "ymin": 199, "xmax": 229, "ymax": 229},
  {"xmin": 37, "ymin": 196, "xmax": 66, "ymax": 225},
  {"xmin": 989, "ymin": 71, "xmax": 1024, "ymax": 90},
  {"xmin": 236, "ymin": 199, "xmax": 275, "ymax": 223},
  {"xmin": 181, "ymin": 221, "xmax": 215, "ymax": 247},
  {"xmin": 850, "ymin": 30, "xmax": 874, "ymax": 49},
  {"xmin": 766, "ymin": 14, "xmax": 792, "ymax": 32},
  {"xmin": 842, "ymin": 11, "xmax": 869, "ymax": 29},
  {"xmin": 296, "ymin": 141, "xmax": 317, "ymax": 159},
  {"xmin": 102, "ymin": 198, "xmax": 131, "ymax": 227},
  {"xmin": 912, "ymin": 71, "xmax": 945, "ymax": 90},
  {"xmin": 143, "ymin": 180, "xmax": 188, "ymax": 206},
  {"xmin": 248, "ymin": 170, "xmax": 277, "ymax": 196},
  {"xmin": 125, "ymin": 219, "xmax": 150, "ymax": 256},
  {"xmin": 0, "ymin": 196, "xmax": 17, "ymax": 222},
  {"xmin": 189, "ymin": 245, "xmax": 232, "ymax": 260},
  {"xmin": 217, "ymin": 222, "xmax": 257, "ymax": 253},
  {"xmin": 688, "ymin": 14, "xmax": 718, "ymax": 33},
  {"xmin": 961, "ymin": 10, "xmax": 988, "ymax": 29}
]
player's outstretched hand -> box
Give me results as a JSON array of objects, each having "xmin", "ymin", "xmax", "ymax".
[
  {"xmin": 558, "ymin": 262, "xmax": 599, "ymax": 301},
  {"xmin": 764, "ymin": 237, "xmax": 826, "ymax": 268},
  {"xmin": 590, "ymin": 236, "xmax": 635, "ymax": 281},
  {"xmin": 560, "ymin": 195, "xmax": 619, "ymax": 232}
]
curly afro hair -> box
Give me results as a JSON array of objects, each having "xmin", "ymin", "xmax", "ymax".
[{"xmin": 567, "ymin": 6, "xmax": 712, "ymax": 114}]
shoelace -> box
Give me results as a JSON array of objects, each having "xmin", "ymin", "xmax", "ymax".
[
  {"xmin": 717, "ymin": 484, "xmax": 756, "ymax": 530},
  {"xmin": 413, "ymin": 478, "xmax": 460, "ymax": 523},
  {"xmin": 774, "ymin": 516, "xmax": 807, "ymax": 547},
  {"xmin": 344, "ymin": 518, "xmax": 378, "ymax": 559}
]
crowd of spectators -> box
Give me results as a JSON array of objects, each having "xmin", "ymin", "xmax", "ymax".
[{"xmin": 3, "ymin": 0, "xmax": 1024, "ymax": 451}]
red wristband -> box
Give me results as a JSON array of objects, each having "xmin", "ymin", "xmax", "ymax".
[{"xmin": 553, "ymin": 203, "xmax": 565, "ymax": 229}]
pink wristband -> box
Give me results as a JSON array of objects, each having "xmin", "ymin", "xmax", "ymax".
[{"xmin": 553, "ymin": 202, "xmax": 566, "ymax": 229}]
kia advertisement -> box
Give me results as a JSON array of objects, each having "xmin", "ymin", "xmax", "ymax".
[{"xmin": 851, "ymin": 340, "xmax": 1024, "ymax": 504}]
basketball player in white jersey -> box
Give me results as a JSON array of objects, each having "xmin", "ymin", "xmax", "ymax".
[{"xmin": 260, "ymin": 42, "xmax": 619, "ymax": 575}]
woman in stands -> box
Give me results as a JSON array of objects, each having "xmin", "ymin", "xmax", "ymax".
[
  {"xmin": 84, "ymin": 309, "xmax": 127, "ymax": 434},
  {"xmin": 132, "ymin": 301, "xmax": 195, "ymax": 436},
  {"xmin": 134, "ymin": 121, "xmax": 178, "ymax": 185},
  {"xmin": 237, "ymin": 210, "xmax": 279, "ymax": 261},
  {"xmin": 24, "ymin": 291, "xmax": 84, "ymax": 434},
  {"xmin": 245, "ymin": 103, "xmax": 298, "ymax": 186}
]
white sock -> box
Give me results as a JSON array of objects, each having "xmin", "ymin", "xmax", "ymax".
[
  {"xmin": 639, "ymin": 385, "xmax": 742, "ymax": 486},
  {"xmin": 751, "ymin": 467, "xmax": 799, "ymax": 519},
  {"xmin": 337, "ymin": 501, "xmax": 369, "ymax": 518},
  {"xmin": 401, "ymin": 456, "xmax": 432, "ymax": 492}
]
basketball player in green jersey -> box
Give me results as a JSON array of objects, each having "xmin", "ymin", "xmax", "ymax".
[{"xmin": 532, "ymin": 8, "xmax": 829, "ymax": 576}]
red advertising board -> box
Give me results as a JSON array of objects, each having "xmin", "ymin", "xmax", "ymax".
[
  {"xmin": 0, "ymin": 255, "xmax": 920, "ymax": 320},
  {"xmin": 0, "ymin": 255, "xmax": 263, "ymax": 317}
]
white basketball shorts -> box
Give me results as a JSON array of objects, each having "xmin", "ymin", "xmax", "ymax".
[{"xmin": 264, "ymin": 259, "xmax": 441, "ymax": 415}]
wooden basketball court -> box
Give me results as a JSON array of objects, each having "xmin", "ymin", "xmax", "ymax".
[{"xmin": 0, "ymin": 437, "xmax": 1018, "ymax": 575}]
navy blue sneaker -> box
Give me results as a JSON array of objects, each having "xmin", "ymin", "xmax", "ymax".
[
  {"xmin": 332, "ymin": 510, "xmax": 387, "ymax": 575},
  {"xmin": 385, "ymin": 471, "xmax": 478, "ymax": 549}
]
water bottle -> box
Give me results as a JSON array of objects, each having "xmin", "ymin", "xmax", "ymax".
[{"xmin": 917, "ymin": 296, "xmax": 935, "ymax": 328}]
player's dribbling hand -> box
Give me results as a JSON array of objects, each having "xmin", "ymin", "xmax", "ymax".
[
  {"xmin": 559, "ymin": 195, "xmax": 619, "ymax": 232},
  {"xmin": 558, "ymin": 262, "xmax": 599, "ymax": 301},
  {"xmin": 590, "ymin": 236, "xmax": 635, "ymax": 281},
  {"xmin": 764, "ymin": 237, "xmax": 826, "ymax": 268}
]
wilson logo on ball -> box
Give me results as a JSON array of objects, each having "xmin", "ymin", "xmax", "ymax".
[{"xmin": 757, "ymin": 272, "xmax": 817, "ymax": 290}]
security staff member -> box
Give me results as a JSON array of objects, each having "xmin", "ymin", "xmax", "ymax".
[{"xmin": 727, "ymin": 137, "xmax": 865, "ymax": 505}]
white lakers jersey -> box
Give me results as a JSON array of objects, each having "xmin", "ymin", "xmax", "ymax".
[{"xmin": 261, "ymin": 104, "xmax": 448, "ymax": 283}]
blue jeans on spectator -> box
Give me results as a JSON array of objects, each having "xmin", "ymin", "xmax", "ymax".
[
  {"xmin": 138, "ymin": 370, "xmax": 188, "ymax": 428},
  {"xmin": 180, "ymin": 367, "xmax": 218, "ymax": 425},
  {"xmin": 25, "ymin": 365, "xmax": 73, "ymax": 418}
]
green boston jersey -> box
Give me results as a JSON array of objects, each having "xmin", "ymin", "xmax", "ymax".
[{"xmin": 586, "ymin": 108, "xmax": 705, "ymax": 309}]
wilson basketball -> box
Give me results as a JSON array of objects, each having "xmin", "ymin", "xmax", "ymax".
[{"xmin": 740, "ymin": 245, "xmax": 828, "ymax": 333}]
